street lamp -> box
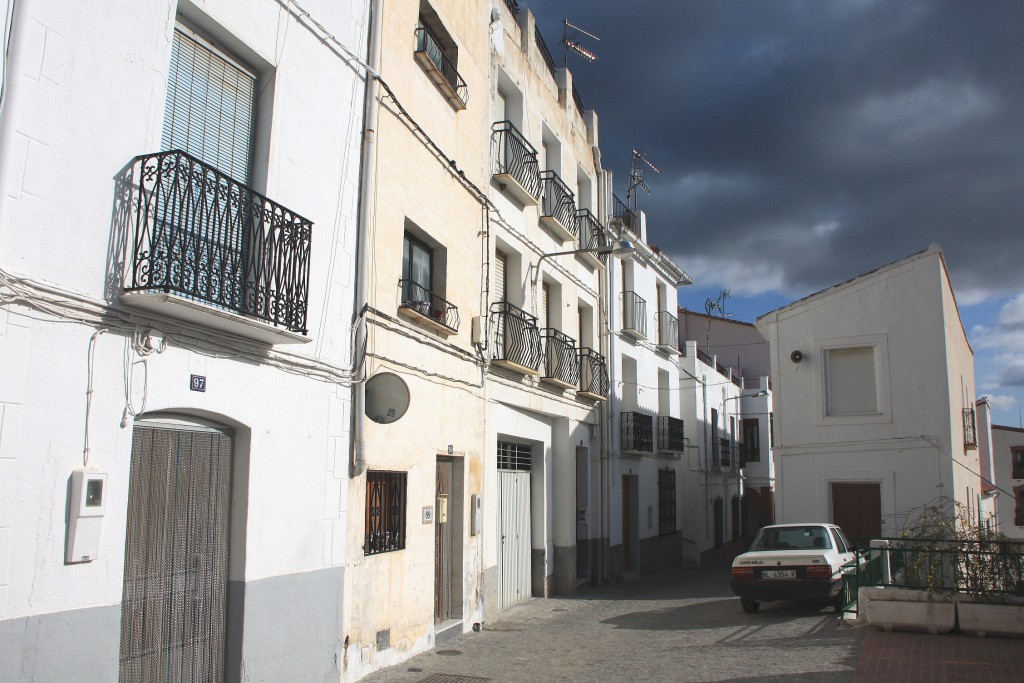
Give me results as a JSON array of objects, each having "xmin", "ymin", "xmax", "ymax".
[{"xmin": 529, "ymin": 240, "xmax": 635, "ymax": 287}]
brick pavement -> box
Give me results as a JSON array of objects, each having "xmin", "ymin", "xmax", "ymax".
[{"xmin": 852, "ymin": 629, "xmax": 1024, "ymax": 682}]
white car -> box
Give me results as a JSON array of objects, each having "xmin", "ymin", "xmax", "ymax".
[{"xmin": 730, "ymin": 523, "xmax": 857, "ymax": 613}]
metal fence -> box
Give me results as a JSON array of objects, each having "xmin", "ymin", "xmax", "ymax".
[
  {"xmin": 491, "ymin": 121, "xmax": 541, "ymax": 200},
  {"xmin": 579, "ymin": 347, "xmax": 609, "ymax": 398},
  {"xmin": 539, "ymin": 171, "xmax": 577, "ymax": 238},
  {"xmin": 541, "ymin": 329, "xmax": 580, "ymax": 386}
]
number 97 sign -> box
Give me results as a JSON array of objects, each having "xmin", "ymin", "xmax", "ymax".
[{"xmin": 190, "ymin": 375, "xmax": 207, "ymax": 392}]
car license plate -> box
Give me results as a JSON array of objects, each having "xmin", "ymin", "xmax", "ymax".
[{"xmin": 762, "ymin": 569, "xmax": 795, "ymax": 579}]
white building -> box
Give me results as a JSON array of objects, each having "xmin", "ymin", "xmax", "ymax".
[
  {"xmin": 0, "ymin": 0, "xmax": 368, "ymax": 680},
  {"xmin": 991, "ymin": 424, "xmax": 1024, "ymax": 539},
  {"xmin": 603, "ymin": 208, "xmax": 691, "ymax": 577},
  {"xmin": 756, "ymin": 246, "xmax": 984, "ymax": 540}
]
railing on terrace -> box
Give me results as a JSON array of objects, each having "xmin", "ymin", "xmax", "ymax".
[
  {"xmin": 731, "ymin": 375, "xmax": 742, "ymax": 388},
  {"xmin": 621, "ymin": 412, "xmax": 654, "ymax": 453},
  {"xmin": 399, "ymin": 279, "xmax": 459, "ymax": 332},
  {"xmin": 491, "ymin": 121, "xmax": 541, "ymax": 201},
  {"xmin": 612, "ymin": 194, "xmax": 640, "ymax": 233},
  {"xmin": 657, "ymin": 311, "xmax": 678, "ymax": 352},
  {"xmin": 657, "ymin": 416, "xmax": 685, "ymax": 452},
  {"xmin": 743, "ymin": 376, "xmax": 773, "ymax": 391},
  {"xmin": 116, "ymin": 150, "xmax": 312, "ymax": 334},
  {"xmin": 846, "ymin": 538, "xmax": 1024, "ymax": 614},
  {"xmin": 541, "ymin": 329, "xmax": 580, "ymax": 387},
  {"xmin": 535, "ymin": 26, "xmax": 557, "ymax": 79},
  {"xmin": 415, "ymin": 25, "xmax": 467, "ymax": 106},
  {"xmin": 539, "ymin": 171, "xmax": 577, "ymax": 239},
  {"xmin": 490, "ymin": 301, "xmax": 542, "ymax": 372},
  {"xmin": 578, "ymin": 347, "xmax": 609, "ymax": 399},
  {"xmin": 696, "ymin": 348, "xmax": 713, "ymax": 367},
  {"xmin": 572, "ymin": 84, "xmax": 585, "ymax": 115},
  {"xmin": 622, "ymin": 291, "xmax": 647, "ymax": 337},
  {"xmin": 502, "ymin": 0, "xmax": 519, "ymax": 14},
  {"xmin": 577, "ymin": 209, "xmax": 608, "ymax": 256}
]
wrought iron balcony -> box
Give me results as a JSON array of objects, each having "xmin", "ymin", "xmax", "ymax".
[
  {"xmin": 540, "ymin": 329, "xmax": 579, "ymax": 389},
  {"xmin": 539, "ymin": 171, "xmax": 578, "ymax": 243},
  {"xmin": 712, "ymin": 438, "xmax": 738, "ymax": 469},
  {"xmin": 115, "ymin": 150, "xmax": 311, "ymax": 343},
  {"xmin": 489, "ymin": 301, "xmax": 542, "ymax": 375},
  {"xmin": 621, "ymin": 412, "xmax": 654, "ymax": 454},
  {"xmin": 578, "ymin": 347, "xmax": 609, "ymax": 400},
  {"xmin": 398, "ymin": 279, "xmax": 459, "ymax": 334},
  {"xmin": 657, "ymin": 416, "xmax": 685, "ymax": 453},
  {"xmin": 491, "ymin": 121, "xmax": 541, "ymax": 206},
  {"xmin": 414, "ymin": 25, "xmax": 467, "ymax": 109},
  {"xmin": 613, "ymin": 194, "xmax": 640, "ymax": 234},
  {"xmin": 576, "ymin": 209, "xmax": 607, "ymax": 269},
  {"xmin": 621, "ymin": 290, "xmax": 647, "ymax": 340},
  {"xmin": 657, "ymin": 311, "xmax": 679, "ymax": 354}
]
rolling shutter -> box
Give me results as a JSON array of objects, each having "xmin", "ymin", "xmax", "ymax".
[{"xmin": 494, "ymin": 250, "xmax": 508, "ymax": 303}]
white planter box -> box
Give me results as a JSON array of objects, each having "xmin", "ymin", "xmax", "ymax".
[
  {"xmin": 859, "ymin": 587, "xmax": 956, "ymax": 634},
  {"xmin": 956, "ymin": 595, "xmax": 1024, "ymax": 638}
]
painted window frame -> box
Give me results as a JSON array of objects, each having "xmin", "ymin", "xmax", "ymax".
[{"xmin": 817, "ymin": 334, "xmax": 892, "ymax": 426}]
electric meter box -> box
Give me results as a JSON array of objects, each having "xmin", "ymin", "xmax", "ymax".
[
  {"xmin": 66, "ymin": 470, "xmax": 107, "ymax": 563},
  {"xmin": 471, "ymin": 493, "xmax": 483, "ymax": 536}
]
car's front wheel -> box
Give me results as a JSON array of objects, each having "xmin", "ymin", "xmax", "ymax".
[{"xmin": 740, "ymin": 597, "xmax": 759, "ymax": 613}]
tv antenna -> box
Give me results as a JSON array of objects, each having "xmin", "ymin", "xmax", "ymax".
[
  {"xmin": 626, "ymin": 149, "xmax": 659, "ymax": 211},
  {"xmin": 562, "ymin": 19, "xmax": 600, "ymax": 67},
  {"xmin": 704, "ymin": 290, "xmax": 731, "ymax": 318}
]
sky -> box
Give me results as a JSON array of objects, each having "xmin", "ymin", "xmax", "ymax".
[{"xmin": 521, "ymin": 0, "xmax": 1024, "ymax": 427}]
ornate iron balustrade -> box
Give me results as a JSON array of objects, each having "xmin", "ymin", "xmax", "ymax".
[
  {"xmin": 622, "ymin": 290, "xmax": 647, "ymax": 337},
  {"xmin": 621, "ymin": 412, "xmax": 654, "ymax": 453},
  {"xmin": 490, "ymin": 301, "xmax": 542, "ymax": 372},
  {"xmin": 539, "ymin": 171, "xmax": 578, "ymax": 239},
  {"xmin": 491, "ymin": 121, "xmax": 541, "ymax": 201},
  {"xmin": 963, "ymin": 408, "xmax": 978, "ymax": 448},
  {"xmin": 399, "ymin": 279, "xmax": 460, "ymax": 332},
  {"xmin": 415, "ymin": 25, "xmax": 467, "ymax": 106},
  {"xmin": 579, "ymin": 347, "xmax": 609, "ymax": 399},
  {"xmin": 658, "ymin": 311, "xmax": 679, "ymax": 352},
  {"xmin": 577, "ymin": 209, "xmax": 607, "ymax": 255},
  {"xmin": 115, "ymin": 150, "xmax": 312, "ymax": 333},
  {"xmin": 541, "ymin": 329, "xmax": 579, "ymax": 387},
  {"xmin": 657, "ymin": 416, "xmax": 685, "ymax": 452}
]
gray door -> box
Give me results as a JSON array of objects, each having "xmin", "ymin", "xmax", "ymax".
[
  {"xmin": 119, "ymin": 422, "xmax": 233, "ymax": 683},
  {"xmin": 497, "ymin": 441, "xmax": 531, "ymax": 610},
  {"xmin": 435, "ymin": 458, "xmax": 454, "ymax": 622}
]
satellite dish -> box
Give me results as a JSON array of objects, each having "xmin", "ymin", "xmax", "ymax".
[{"xmin": 365, "ymin": 372, "xmax": 410, "ymax": 424}]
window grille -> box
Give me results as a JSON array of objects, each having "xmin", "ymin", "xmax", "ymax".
[
  {"xmin": 963, "ymin": 408, "xmax": 978, "ymax": 448},
  {"xmin": 658, "ymin": 468, "xmax": 676, "ymax": 536},
  {"xmin": 498, "ymin": 441, "xmax": 532, "ymax": 471},
  {"xmin": 365, "ymin": 471, "xmax": 407, "ymax": 555},
  {"xmin": 1013, "ymin": 450, "xmax": 1024, "ymax": 480}
]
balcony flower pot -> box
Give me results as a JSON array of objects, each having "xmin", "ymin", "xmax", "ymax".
[
  {"xmin": 859, "ymin": 586, "xmax": 956, "ymax": 634},
  {"xmin": 956, "ymin": 594, "xmax": 1024, "ymax": 638}
]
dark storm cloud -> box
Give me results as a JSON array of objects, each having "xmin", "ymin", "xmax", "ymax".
[{"xmin": 522, "ymin": 0, "xmax": 1024, "ymax": 297}]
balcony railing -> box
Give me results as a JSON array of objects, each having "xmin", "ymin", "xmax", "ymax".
[
  {"xmin": 576, "ymin": 209, "xmax": 607, "ymax": 268},
  {"xmin": 621, "ymin": 290, "xmax": 647, "ymax": 339},
  {"xmin": 541, "ymin": 329, "xmax": 579, "ymax": 389},
  {"xmin": 535, "ymin": 26, "xmax": 557, "ymax": 79},
  {"xmin": 490, "ymin": 301, "xmax": 542, "ymax": 374},
  {"xmin": 115, "ymin": 150, "xmax": 311, "ymax": 335},
  {"xmin": 696, "ymin": 348, "xmax": 714, "ymax": 367},
  {"xmin": 491, "ymin": 121, "xmax": 541, "ymax": 205},
  {"xmin": 539, "ymin": 171, "xmax": 577, "ymax": 242},
  {"xmin": 398, "ymin": 279, "xmax": 459, "ymax": 333},
  {"xmin": 657, "ymin": 416, "xmax": 685, "ymax": 453},
  {"xmin": 621, "ymin": 412, "xmax": 654, "ymax": 454},
  {"xmin": 578, "ymin": 347, "xmax": 609, "ymax": 400},
  {"xmin": 657, "ymin": 311, "xmax": 679, "ymax": 354},
  {"xmin": 713, "ymin": 438, "xmax": 738, "ymax": 468},
  {"xmin": 963, "ymin": 408, "xmax": 978, "ymax": 449},
  {"xmin": 414, "ymin": 25, "xmax": 467, "ymax": 108},
  {"xmin": 613, "ymin": 194, "xmax": 640, "ymax": 234}
]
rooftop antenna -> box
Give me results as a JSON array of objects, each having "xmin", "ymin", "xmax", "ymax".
[
  {"xmin": 626, "ymin": 149, "xmax": 659, "ymax": 211},
  {"xmin": 562, "ymin": 19, "xmax": 600, "ymax": 67},
  {"xmin": 704, "ymin": 289, "xmax": 731, "ymax": 355}
]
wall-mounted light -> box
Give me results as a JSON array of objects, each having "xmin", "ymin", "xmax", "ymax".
[{"xmin": 790, "ymin": 350, "xmax": 804, "ymax": 363}]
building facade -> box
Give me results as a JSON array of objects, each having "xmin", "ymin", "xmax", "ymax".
[
  {"xmin": 0, "ymin": 0, "xmax": 368, "ymax": 680},
  {"xmin": 991, "ymin": 424, "xmax": 1024, "ymax": 539},
  {"xmin": 756, "ymin": 246, "xmax": 983, "ymax": 540}
]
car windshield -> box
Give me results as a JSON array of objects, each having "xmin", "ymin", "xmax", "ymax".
[{"xmin": 750, "ymin": 526, "xmax": 833, "ymax": 551}]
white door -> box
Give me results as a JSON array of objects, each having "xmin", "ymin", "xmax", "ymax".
[{"xmin": 497, "ymin": 441, "xmax": 531, "ymax": 610}]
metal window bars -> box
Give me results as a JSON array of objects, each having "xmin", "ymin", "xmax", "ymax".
[
  {"xmin": 657, "ymin": 416, "xmax": 685, "ymax": 452},
  {"xmin": 115, "ymin": 150, "xmax": 312, "ymax": 334},
  {"xmin": 658, "ymin": 468, "xmax": 677, "ymax": 536},
  {"xmin": 365, "ymin": 471, "xmax": 407, "ymax": 555},
  {"xmin": 399, "ymin": 279, "xmax": 460, "ymax": 332},
  {"xmin": 963, "ymin": 408, "xmax": 978, "ymax": 448}
]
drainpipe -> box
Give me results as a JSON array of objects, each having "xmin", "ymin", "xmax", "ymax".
[{"xmin": 351, "ymin": 0, "xmax": 383, "ymax": 477}]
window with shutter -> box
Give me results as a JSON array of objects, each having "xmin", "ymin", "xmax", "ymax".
[{"xmin": 494, "ymin": 250, "xmax": 508, "ymax": 303}]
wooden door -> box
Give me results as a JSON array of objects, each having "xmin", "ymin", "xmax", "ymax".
[{"xmin": 832, "ymin": 483, "xmax": 881, "ymax": 542}]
